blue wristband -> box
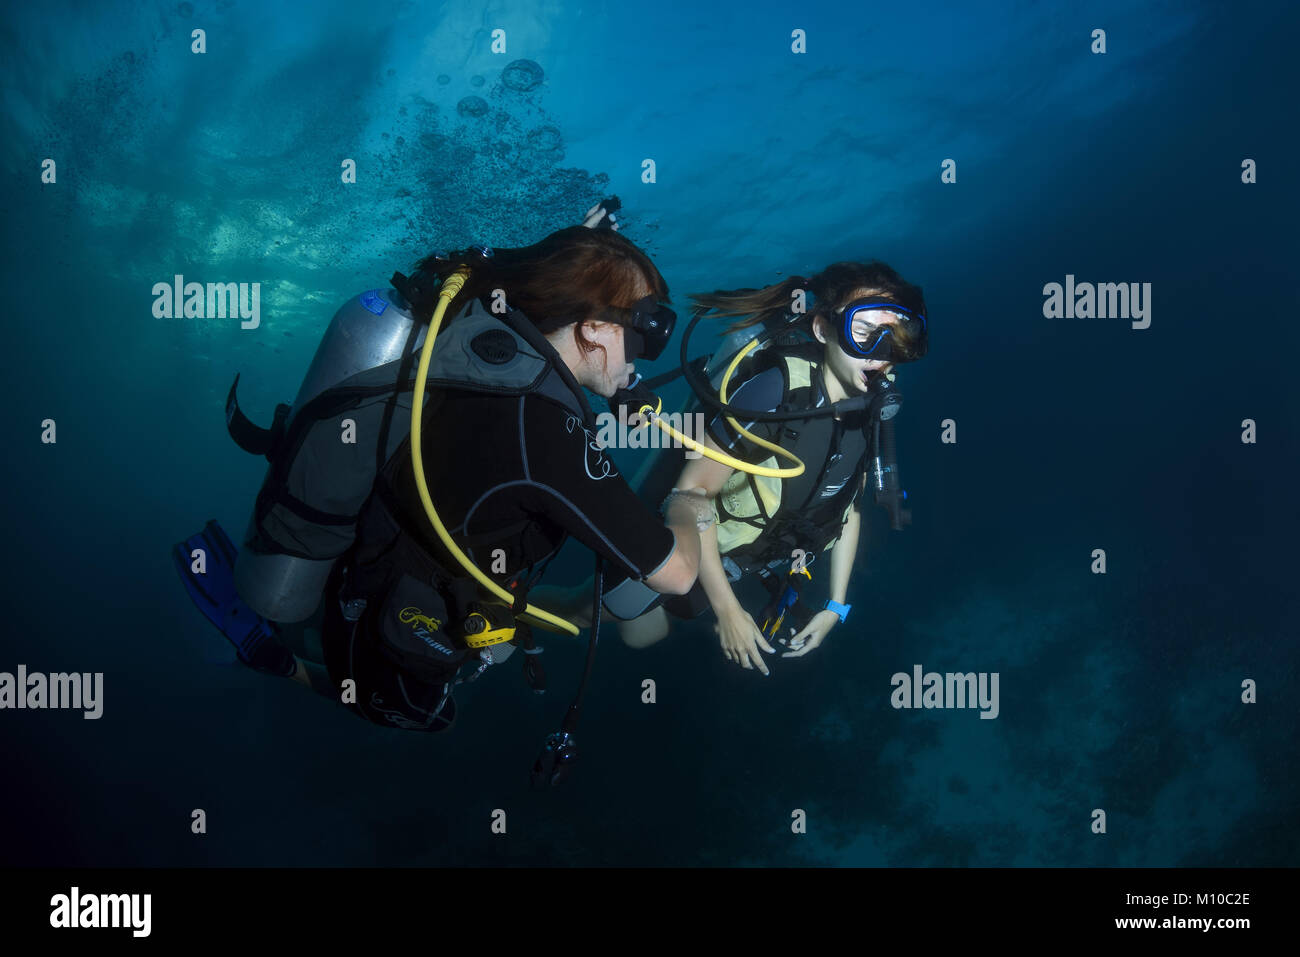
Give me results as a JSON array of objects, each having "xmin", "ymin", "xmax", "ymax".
[{"xmin": 823, "ymin": 600, "xmax": 851, "ymax": 623}]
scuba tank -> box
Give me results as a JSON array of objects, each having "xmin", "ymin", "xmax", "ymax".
[
  {"xmin": 704, "ymin": 324, "xmax": 766, "ymax": 386},
  {"xmin": 227, "ymin": 284, "xmax": 431, "ymax": 622},
  {"xmin": 701, "ymin": 314, "xmax": 816, "ymax": 391}
]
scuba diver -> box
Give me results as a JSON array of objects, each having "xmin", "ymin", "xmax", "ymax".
[
  {"xmin": 173, "ymin": 223, "xmax": 706, "ymax": 786},
  {"xmin": 565, "ymin": 260, "xmax": 927, "ymax": 676}
]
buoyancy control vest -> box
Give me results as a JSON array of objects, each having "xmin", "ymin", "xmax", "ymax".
[
  {"xmin": 225, "ymin": 285, "xmax": 594, "ymax": 681},
  {"xmin": 713, "ymin": 343, "xmax": 872, "ymax": 576},
  {"xmin": 338, "ymin": 297, "xmax": 598, "ymax": 684}
]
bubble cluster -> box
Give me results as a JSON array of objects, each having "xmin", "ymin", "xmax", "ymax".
[
  {"xmin": 501, "ymin": 59, "xmax": 544, "ymax": 93},
  {"xmin": 527, "ymin": 126, "xmax": 562, "ymax": 152},
  {"xmin": 456, "ymin": 96, "xmax": 489, "ymax": 118}
]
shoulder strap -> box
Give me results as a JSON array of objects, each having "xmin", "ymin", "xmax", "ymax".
[{"xmin": 426, "ymin": 299, "xmax": 596, "ymax": 428}]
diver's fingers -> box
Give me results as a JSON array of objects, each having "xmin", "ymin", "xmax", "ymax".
[
  {"xmin": 719, "ymin": 634, "xmax": 738, "ymax": 664},
  {"xmin": 782, "ymin": 633, "xmax": 809, "ymax": 657},
  {"xmin": 749, "ymin": 645, "xmax": 771, "ymax": 676},
  {"xmin": 789, "ymin": 619, "xmax": 817, "ymax": 645},
  {"xmin": 782, "ymin": 634, "xmax": 820, "ymax": 658}
]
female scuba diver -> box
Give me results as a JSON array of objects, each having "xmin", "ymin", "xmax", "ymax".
[
  {"xmin": 608, "ymin": 261, "xmax": 928, "ymax": 676},
  {"xmin": 174, "ymin": 224, "xmax": 706, "ymax": 786}
]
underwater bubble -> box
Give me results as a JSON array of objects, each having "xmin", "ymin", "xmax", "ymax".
[
  {"xmin": 471, "ymin": 75, "xmax": 485, "ymax": 88},
  {"xmin": 456, "ymin": 95, "xmax": 489, "ymax": 118},
  {"xmin": 527, "ymin": 125, "xmax": 562, "ymax": 152},
  {"xmin": 501, "ymin": 59, "xmax": 544, "ymax": 92},
  {"xmin": 436, "ymin": 74, "xmax": 451, "ymax": 86}
]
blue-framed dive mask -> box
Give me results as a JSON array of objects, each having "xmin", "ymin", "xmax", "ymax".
[{"xmin": 836, "ymin": 297, "xmax": 928, "ymax": 362}]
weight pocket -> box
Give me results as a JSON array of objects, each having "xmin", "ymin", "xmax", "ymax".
[{"xmin": 375, "ymin": 572, "xmax": 469, "ymax": 684}]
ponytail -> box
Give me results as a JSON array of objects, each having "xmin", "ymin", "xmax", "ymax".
[
  {"xmin": 689, "ymin": 261, "xmax": 926, "ymax": 338},
  {"xmin": 689, "ymin": 276, "xmax": 812, "ymax": 335}
]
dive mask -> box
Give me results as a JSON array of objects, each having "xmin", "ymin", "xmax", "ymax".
[
  {"xmin": 619, "ymin": 295, "xmax": 676, "ymax": 362},
  {"xmin": 836, "ymin": 297, "xmax": 927, "ymax": 363}
]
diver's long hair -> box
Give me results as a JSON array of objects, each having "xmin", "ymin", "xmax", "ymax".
[
  {"xmin": 413, "ymin": 226, "xmax": 669, "ymax": 354},
  {"xmin": 691, "ymin": 261, "xmax": 927, "ymax": 348}
]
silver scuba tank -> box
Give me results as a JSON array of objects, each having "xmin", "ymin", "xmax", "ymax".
[
  {"xmin": 704, "ymin": 325, "xmax": 765, "ymax": 388},
  {"xmin": 289, "ymin": 288, "xmax": 427, "ymax": 411},
  {"xmin": 233, "ymin": 287, "xmax": 427, "ymax": 622}
]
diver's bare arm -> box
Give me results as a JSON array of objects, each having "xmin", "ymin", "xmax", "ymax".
[
  {"xmin": 827, "ymin": 504, "xmax": 861, "ymax": 608},
  {"xmin": 695, "ymin": 517, "xmax": 744, "ymax": 615},
  {"xmin": 825, "ymin": 473, "xmax": 870, "ymax": 607},
  {"xmin": 675, "ymin": 433, "xmax": 743, "ymax": 614}
]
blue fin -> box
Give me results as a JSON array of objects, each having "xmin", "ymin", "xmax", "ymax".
[{"xmin": 173, "ymin": 520, "xmax": 296, "ymax": 677}]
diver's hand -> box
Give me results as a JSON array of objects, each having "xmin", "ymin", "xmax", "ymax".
[
  {"xmin": 781, "ymin": 610, "xmax": 839, "ymax": 658},
  {"xmin": 581, "ymin": 203, "xmax": 619, "ymax": 231},
  {"xmin": 715, "ymin": 606, "xmax": 774, "ymax": 676}
]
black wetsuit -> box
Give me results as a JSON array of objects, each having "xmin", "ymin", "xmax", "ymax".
[{"xmin": 320, "ymin": 385, "xmax": 677, "ymax": 731}]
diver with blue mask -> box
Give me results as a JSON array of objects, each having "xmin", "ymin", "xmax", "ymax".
[{"xmin": 588, "ymin": 261, "xmax": 928, "ymax": 675}]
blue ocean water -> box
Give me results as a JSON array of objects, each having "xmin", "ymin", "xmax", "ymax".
[{"xmin": 1, "ymin": 0, "xmax": 1296, "ymax": 866}]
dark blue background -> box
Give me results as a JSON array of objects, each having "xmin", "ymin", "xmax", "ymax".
[{"xmin": 1, "ymin": 0, "xmax": 1295, "ymax": 865}]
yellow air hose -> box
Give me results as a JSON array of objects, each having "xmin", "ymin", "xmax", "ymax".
[
  {"xmin": 409, "ymin": 270, "xmax": 580, "ymax": 637},
  {"xmin": 633, "ymin": 336, "xmax": 806, "ymax": 478}
]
